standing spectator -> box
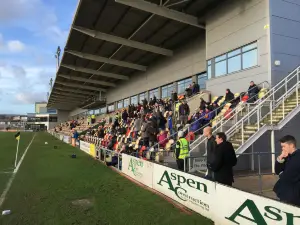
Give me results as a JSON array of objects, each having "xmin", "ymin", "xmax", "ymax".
[
  {"xmin": 175, "ymin": 131, "xmax": 190, "ymax": 171},
  {"xmin": 225, "ymin": 89, "xmax": 235, "ymax": 103},
  {"xmin": 248, "ymin": 81, "xmax": 259, "ymax": 102},
  {"xmin": 167, "ymin": 111, "xmax": 174, "ymax": 136},
  {"xmin": 179, "ymin": 100, "xmax": 190, "ymax": 126},
  {"xmin": 203, "ymin": 127, "xmax": 217, "ymax": 180},
  {"xmin": 157, "ymin": 129, "xmax": 168, "ymax": 149},
  {"xmin": 273, "ymin": 135, "xmax": 300, "ymax": 206},
  {"xmin": 122, "ymin": 109, "xmax": 128, "ymax": 124},
  {"xmin": 171, "ymin": 90, "xmax": 178, "ymax": 103},
  {"xmin": 91, "ymin": 114, "xmax": 96, "ymax": 124},
  {"xmin": 133, "ymin": 115, "xmax": 142, "ymax": 137},
  {"xmin": 87, "ymin": 115, "xmax": 91, "ymax": 125},
  {"xmin": 208, "ymin": 132, "xmax": 237, "ymax": 186}
]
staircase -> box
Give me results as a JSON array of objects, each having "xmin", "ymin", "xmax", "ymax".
[{"xmin": 190, "ymin": 66, "xmax": 300, "ymax": 157}]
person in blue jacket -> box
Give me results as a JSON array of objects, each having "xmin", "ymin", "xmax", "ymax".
[
  {"xmin": 190, "ymin": 112, "xmax": 201, "ymax": 134},
  {"xmin": 273, "ymin": 135, "xmax": 300, "ymax": 206}
]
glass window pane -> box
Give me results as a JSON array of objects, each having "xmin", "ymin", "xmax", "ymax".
[
  {"xmin": 198, "ymin": 73, "xmax": 207, "ymax": 90},
  {"xmin": 215, "ymin": 60, "xmax": 227, "ymax": 77},
  {"xmin": 207, "ymin": 65, "xmax": 212, "ymax": 79},
  {"xmin": 242, "ymin": 42, "xmax": 257, "ymax": 52},
  {"xmin": 215, "ymin": 54, "xmax": 226, "ymax": 62},
  {"xmin": 242, "ymin": 49, "xmax": 258, "ymax": 69},
  {"xmin": 124, "ymin": 98, "xmax": 129, "ymax": 107},
  {"xmin": 228, "ymin": 49, "xmax": 241, "ymax": 58},
  {"xmin": 228, "ymin": 55, "xmax": 242, "ymax": 73},
  {"xmin": 162, "ymin": 87, "xmax": 168, "ymax": 98},
  {"xmin": 178, "ymin": 84, "xmax": 185, "ymax": 94},
  {"xmin": 131, "ymin": 95, "xmax": 138, "ymax": 105},
  {"xmin": 207, "ymin": 60, "xmax": 212, "ymax": 66}
]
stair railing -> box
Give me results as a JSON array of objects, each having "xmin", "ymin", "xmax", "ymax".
[
  {"xmin": 189, "ymin": 81, "xmax": 270, "ymax": 153},
  {"xmin": 225, "ymin": 67, "xmax": 300, "ymax": 151}
]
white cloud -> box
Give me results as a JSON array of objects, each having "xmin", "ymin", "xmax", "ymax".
[
  {"xmin": 0, "ymin": 0, "xmax": 69, "ymax": 44},
  {"xmin": 7, "ymin": 40, "xmax": 25, "ymax": 52},
  {"xmin": 15, "ymin": 91, "xmax": 46, "ymax": 104},
  {"xmin": 0, "ymin": 33, "xmax": 26, "ymax": 54}
]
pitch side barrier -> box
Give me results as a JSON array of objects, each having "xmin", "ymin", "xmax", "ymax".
[{"xmin": 47, "ymin": 131, "xmax": 300, "ymax": 225}]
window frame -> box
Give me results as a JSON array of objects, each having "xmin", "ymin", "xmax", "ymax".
[{"xmin": 207, "ymin": 41, "xmax": 258, "ymax": 78}]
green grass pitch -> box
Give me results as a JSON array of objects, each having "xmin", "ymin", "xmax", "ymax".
[{"xmin": 0, "ymin": 132, "xmax": 212, "ymax": 225}]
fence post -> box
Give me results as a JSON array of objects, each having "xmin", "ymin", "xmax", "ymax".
[
  {"xmin": 271, "ymin": 129, "xmax": 275, "ymax": 174},
  {"xmin": 258, "ymin": 154, "xmax": 263, "ymax": 194},
  {"xmin": 251, "ymin": 145, "xmax": 254, "ymax": 171}
]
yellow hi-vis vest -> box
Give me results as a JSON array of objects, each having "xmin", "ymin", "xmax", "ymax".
[
  {"xmin": 91, "ymin": 114, "xmax": 95, "ymax": 119},
  {"xmin": 175, "ymin": 103, "xmax": 180, "ymax": 112},
  {"xmin": 176, "ymin": 138, "xmax": 189, "ymax": 159}
]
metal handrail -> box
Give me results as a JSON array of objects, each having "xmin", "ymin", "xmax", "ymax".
[
  {"xmin": 189, "ymin": 81, "xmax": 270, "ymax": 152},
  {"xmin": 152, "ymin": 81, "xmax": 270, "ymax": 151},
  {"xmin": 224, "ymin": 67, "xmax": 300, "ymax": 151}
]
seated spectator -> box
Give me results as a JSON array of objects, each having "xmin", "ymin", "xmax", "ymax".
[
  {"xmin": 248, "ymin": 81, "xmax": 259, "ymax": 103},
  {"xmin": 202, "ymin": 108, "xmax": 213, "ymax": 127},
  {"xmin": 190, "ymin": 112, "xmax": 201, "ymax": 134},
  {"xmin": 185, "ymin": 84, "xmax": 193, "ymax": 97},
  {"xmin": 192, "ymin": 82, "xmax": 200, "ymax": 94},
  {"xmin": 225, "ymin": 89, "xmax": 235, "ymax": 103}
]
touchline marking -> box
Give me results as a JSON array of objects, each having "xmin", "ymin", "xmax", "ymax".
[{"xmin": 0, "ymin": 133, "xmax": 36, "ymax": 208}]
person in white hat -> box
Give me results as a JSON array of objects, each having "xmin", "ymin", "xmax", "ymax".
[{"xmin": 175, "ymin": 130, "xmax": 189, "ymax": 171}]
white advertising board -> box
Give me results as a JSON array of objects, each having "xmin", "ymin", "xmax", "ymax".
[
  {"xmin": 152, "ymin": 164, "xmax": 215, "ymax": 220},
  {"xmin": 60, "ymin": 135, "xmax": 64, "ymax": 141},
  {"xmin": 80, "ymin": 141, "xmax": 90, "ymax": 154},
  {"xmin": 63, "ymin": 136, "xmax": 70, "ymax": 144},
  {"xmin": 122, "ymin": 154, "xmax": 154, "ymax": 188},
  {"xmin": 214, "ymin": 184, "xmax": 300, "ymax": 225}
]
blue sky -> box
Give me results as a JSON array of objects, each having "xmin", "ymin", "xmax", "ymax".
[{"xmin": 0, "ymin": 0, "xmax": 77, "ymax": 114}]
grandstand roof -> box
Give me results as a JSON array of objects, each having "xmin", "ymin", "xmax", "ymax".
[{"xmin": 48, "ymin": 0, "xmax": 221, "ymax": 110}]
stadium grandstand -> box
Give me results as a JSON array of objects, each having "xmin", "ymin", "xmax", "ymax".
[{"xmin": 2, "ymin": 0, "xmax": 300, "ymax": 224}]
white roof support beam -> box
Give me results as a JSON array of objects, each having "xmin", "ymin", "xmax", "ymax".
[
  {"xmin": 52, "ymin": 92, "xmax": 88, "ymax": 98},
  {"xmin": 51, "ymin": 94, "xmax": 86, "ymax": 100},
  {"xmin": 54, "ymin": 87, "xmax": 95, "ymax": 96},
  {"xmin": 115, "ymin": 0, "xmax": 205, "ymax": 29},
  {"xmin": 51, "ymin": 96, "xmax": 83, "ymax": 101},
  {"xmin": 65, "ymin": 50, "xmax": 147, "ymax": 71},
  {"xmin": 58, "ymin": 74, "xmax": 116, "ymax": 87},
  {"xmin": 55, "ymin": 81, "xmax": 107, "ymax": 92},
  {"xmin": 73, "ymin": 26, "xmax": 173, "ymax": 56},
  {"xmin": 61, "ymin": 64, "xmax": 129, "ymax": 80}
]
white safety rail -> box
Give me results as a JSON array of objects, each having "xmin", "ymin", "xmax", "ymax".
[
  {"xmin": 189, "ymin": 81, "xmax": 270, "ymax": 154},
  {"xmin": 225, "ymin": 67, "xmax": 300, "ymax": 154}
]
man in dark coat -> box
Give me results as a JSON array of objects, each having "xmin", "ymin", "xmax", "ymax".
[
  {"xmin": 273, "ymin": 135, "xmax": 300, "ymax": 206},
  {"xmin": 208, "ymin": 132, "xmax": 237, "ymax": 186},
  {"xmin": 248, "ymin": 81, "xmax": 260, "ymax": 102}
]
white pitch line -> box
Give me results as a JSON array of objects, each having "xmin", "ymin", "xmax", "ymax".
[{"xmin": 0, "ymin": 133, "xmax": 36, "ymax": 208}]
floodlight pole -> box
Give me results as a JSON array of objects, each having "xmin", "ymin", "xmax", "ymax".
[{"xmin": 55, "ymin": 46, "xmax": 61, "ymax": 71}]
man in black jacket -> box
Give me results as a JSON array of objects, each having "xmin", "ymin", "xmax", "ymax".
[
  {"xmin": 208, "ymin": 132, "xmax": 237, "ymax": 186},
  {"xmin": 248, "ymin": 81, "xmax": 259, "ymax": 102},
  {"xmin": 273, "ymin": 135, "xmax": 300, "ymax": 206}
]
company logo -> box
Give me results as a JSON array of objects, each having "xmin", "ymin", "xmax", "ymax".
[
  {"xmin": 128, "ymin": 158, "xmax": 143, "ymax": 178},
  {"xmin": 157, "ymin": 170, "xmax": 209, "ymax": 211},
  {"xmin": 226, "ymin": 199, "xmax": 300, "ymax": 225}
]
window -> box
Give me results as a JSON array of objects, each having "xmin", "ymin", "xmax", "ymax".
[
  {"xmin": 207, "ymin": 60, "xmax": 212, "ymax": 79},
  {"xmin": 117, "ymin": 100, "xmax": 123, "ymax": 109},
  {"xmin": 100, "ymin": 107, "xmax": 106, "ymax": 114},
  {"xmin": 94, "ymin": 109, "xmax": 100, "ymax": 115},
  {"xmin": 178, "ymin": 78, "xmax": 192, "ymax": 94},
  {"xmin": 124, "ymin": 98, "xmax": 129, "ymax": 107},
  {"xmin": 162, "ymin": 84, "xmax": 173, "ymax": 99},
  {"xmin": 197, "ymin": 73, "xmax": 207, "ymax": 90},
  {"xmin": 131, "ymin": 95, "xmax": 138, "ymax": 105},
  {"xmin": 108, "ymin": 104, "xmax": 114, "ymax": 112},
  {"xmin": 139, "ymin": 92, "xmax": 146, "ymax": 103},
  {"xmin": 149, "ymin": 88, "xmax": 158, "ymax": 99},
  {"xmin": 207, "ymin": 42, "xmax": 258, "ymax": 78},
  {"xmin": 49, "ymin": 117, "xmax": 58, "ymax": 122}
]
